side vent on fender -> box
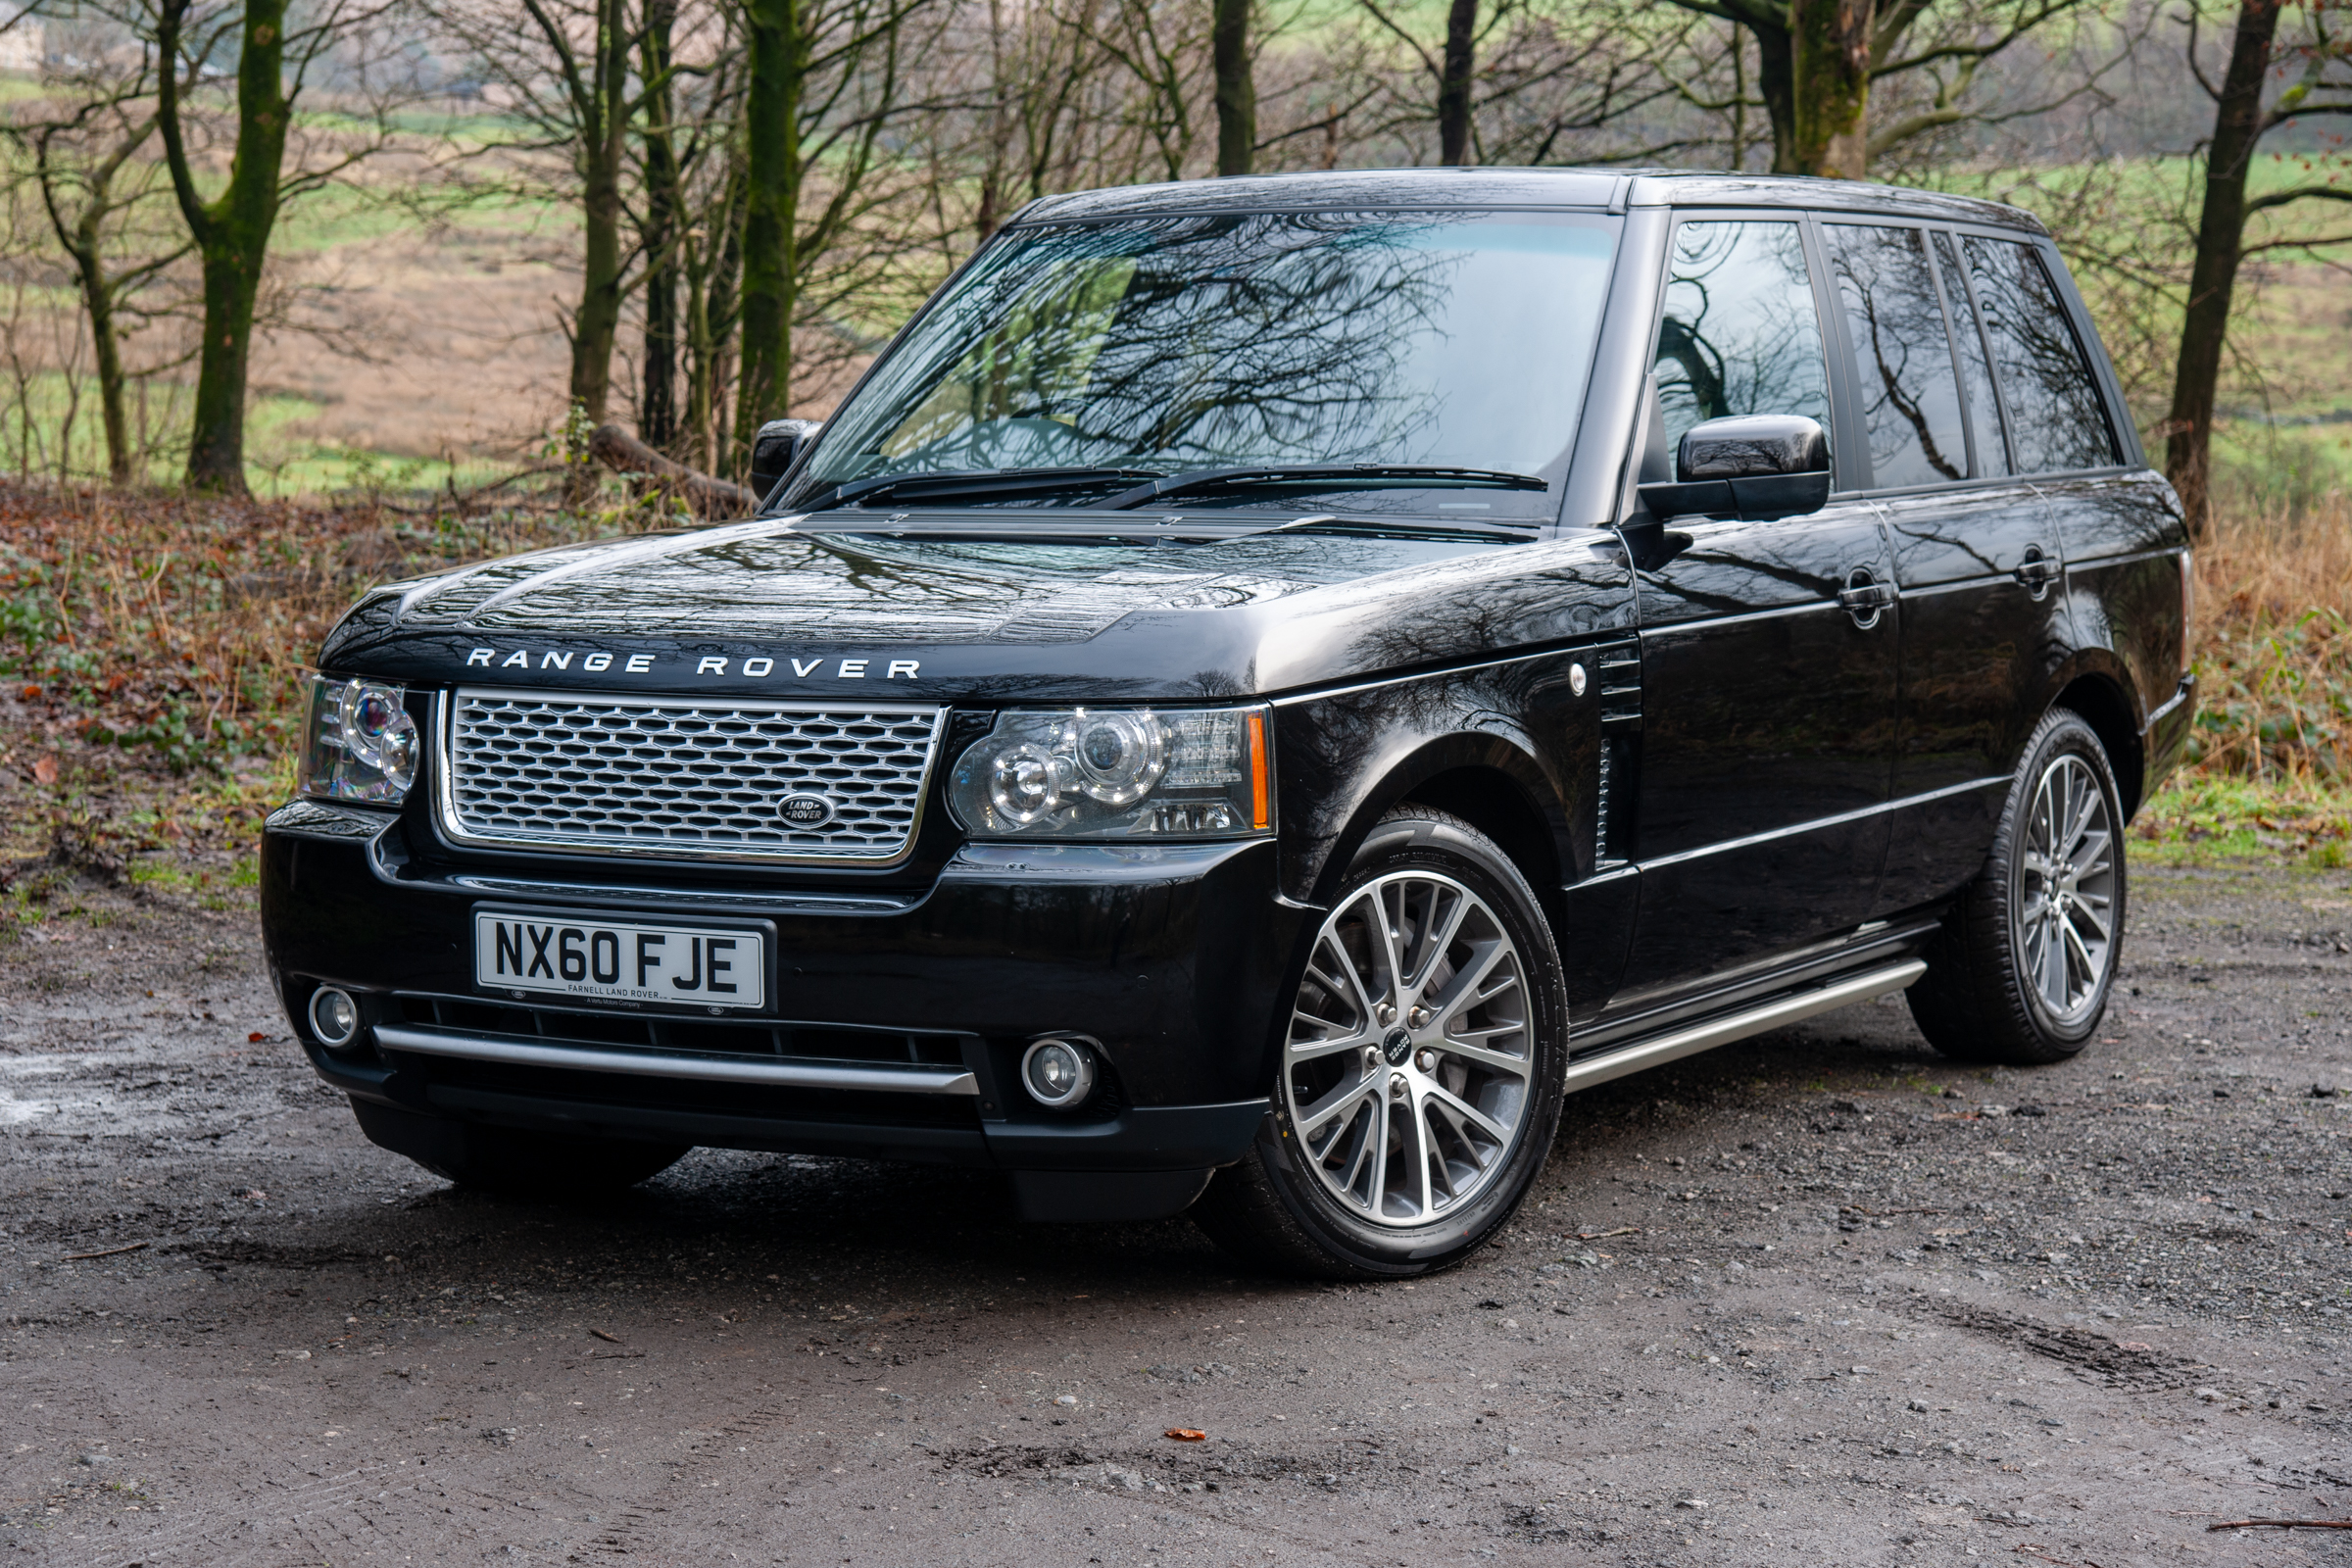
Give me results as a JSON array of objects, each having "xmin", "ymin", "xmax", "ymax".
[{"xmin": 1592, "ymin": 640, "xmax": 1642, "ymax": 870}]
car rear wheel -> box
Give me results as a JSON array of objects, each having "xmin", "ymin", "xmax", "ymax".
[
  {"xmin": 1192, "ymin": 807, "xmax": 1569, "ymax": 1279},
  {"xmin": 1909, "ymin": 708, "xmax": 2127, "ymax": 1065},
  {"xmin": 352, "ymin": 1100, "xmax": 690, "ymax": 1200}
]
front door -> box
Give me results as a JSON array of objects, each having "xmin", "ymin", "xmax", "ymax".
[{"xmin": 1617, "ymin": 217, "xmax": 1901, "ymax": 997}]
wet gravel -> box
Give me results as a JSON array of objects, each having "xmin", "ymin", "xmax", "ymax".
[{"xmin": 2, "ymin": 859, "xmax": 2349, "ymax": 1566}]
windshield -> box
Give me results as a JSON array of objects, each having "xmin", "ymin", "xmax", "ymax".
[{"xmin": 795, "ymin": 210, "xmax": 1621, "ymax": 524}]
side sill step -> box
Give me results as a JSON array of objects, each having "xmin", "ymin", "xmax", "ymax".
[
  {"xmin": 1562, "ymin": 959, "xmax": 1926, "ymax": 1096},
  {"xmin": 371, "ymin": 1024, "xmax": 980, "ymax": 1097}
]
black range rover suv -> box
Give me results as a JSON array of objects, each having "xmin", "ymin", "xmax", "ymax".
[{"xmin": 265, "ymin": 169, "xmax": 2193, "ymax": 1279}]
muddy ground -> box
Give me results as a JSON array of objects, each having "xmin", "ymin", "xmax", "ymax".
[{"xmin": 3, "ymin": 859, "xmax": 2349, "ymax": 1568}]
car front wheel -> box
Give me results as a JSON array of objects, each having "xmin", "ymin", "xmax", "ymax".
[
  {"xmin": 1909, "ymin": 708, "xmax": 2127, "ymax": 1065},
  {"xmin": 1192, "ymin": 807, "xmax": 1569, "ymax": 1279}
]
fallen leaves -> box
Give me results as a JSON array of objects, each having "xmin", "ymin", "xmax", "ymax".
[
  {"xmin": 1164, "ymin": 1429, "xmax": 1205, "ymax": 1443},
  {"xmin": 589, "ymin": 1328, "xmax": 624, "ymax": 1345}
]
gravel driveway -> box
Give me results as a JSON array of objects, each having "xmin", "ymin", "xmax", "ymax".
[{"xmin": 4, "ymin": 859, "xmax": 2349, "ymax": 1566}]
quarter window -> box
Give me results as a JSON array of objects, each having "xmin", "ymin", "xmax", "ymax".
[
  {"xmin": 1653, "ymin": 220, "xmax": 1832, "ymax": 455},
  {"xmin": 1958, "ymin": 236, "xmax": 2120, "ymax": 473},
  {"xmin": 1824, "ymin": 224, "xmax": 1969, "ymax": 488}
]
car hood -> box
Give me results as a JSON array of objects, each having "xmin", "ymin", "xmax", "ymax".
[{"xmin": 321, "ymin": 514, "xmax": 1636, "ymax": 702}]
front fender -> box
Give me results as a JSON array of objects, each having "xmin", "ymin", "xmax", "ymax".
[{"xmin": 1272, "ymin": 648, "xmax": 1607, "ymax": 910}]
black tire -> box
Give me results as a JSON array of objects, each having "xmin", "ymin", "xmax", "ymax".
[
  {"xmin": 1192, "ymin": 807, "xmax": 1569, "ymax": 1280},
  {"xmin": 1908, "ymin": 708, "xmax": 2128, "ymax": 1065},
  {"xmin": 351, "ymin": 1099, "xmax": 689, "ymax": 1200}
]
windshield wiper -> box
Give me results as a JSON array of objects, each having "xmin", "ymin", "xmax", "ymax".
[
  {"xmin": 1101, "ymin": 463, "xmax": 1547, "ymax": 511},
  {"xmin": 799, "ymin": 466, "xmax": 1167, "ymax": 513}
]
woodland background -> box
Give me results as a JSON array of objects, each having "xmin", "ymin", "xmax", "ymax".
[{"xmin": 0, "ymin": 0, "xmax": 2347, "ymax": 902}]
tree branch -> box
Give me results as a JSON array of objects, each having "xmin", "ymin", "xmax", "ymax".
[
  {"xmin": 2244, "ymin": 183, "xmax": 2352, "ymax": 215},
  {"xmin": 152, "ymin": 0, "xmax": 214, "ymax": 243}
]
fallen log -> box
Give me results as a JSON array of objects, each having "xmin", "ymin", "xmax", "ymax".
[{"xmin": 587, "ymin": 424, "xmax": 759, "ymax": 518}]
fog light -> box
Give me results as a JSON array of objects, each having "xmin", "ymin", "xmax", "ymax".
[
  {"xmin": 1021, "ymin": 1037, "xmax": 1097, "ymax": 1109},
  {"xmin": 309, "ymin": 986, "xmax": 361, "ymax": 1049}
]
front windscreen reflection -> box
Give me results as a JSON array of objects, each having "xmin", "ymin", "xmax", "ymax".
[{"xmin": 805, "ymin": 211, "xmax": 1621, "ymax": 522}]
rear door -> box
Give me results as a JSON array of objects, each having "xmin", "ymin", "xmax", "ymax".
[
  {"xmin": 1617, "ymin": 216, "xmax": 1900, "ymax": 996},
  {"xmin": 1959, "ymin": 234, "xmax": 2186, "ymax": 753},
  {"xmin": 1816, "ymin": 220, "xmax": 2077, "ymax": 911}
]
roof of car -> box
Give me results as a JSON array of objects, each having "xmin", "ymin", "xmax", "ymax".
[{"xmin": 1013, "ymin": 168, "xmax": 2048, "ymax": 236}]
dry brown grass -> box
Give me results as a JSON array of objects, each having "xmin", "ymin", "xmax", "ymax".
[
  {"xmin": 0, "ymin": 478, "xmax": 662, "ymax": 874},
  {"xmin": 2188, "ymin": 494, "xmax": 2352, "ymax": 783}
]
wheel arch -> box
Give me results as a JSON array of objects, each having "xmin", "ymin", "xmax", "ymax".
[
  {"xmin": 2050, "ymin": 668, "xmax": 2146, "ymax": 820},
  {"xmin": 1301, "ymin": 732, "xmax": 1576, "ymax": 914}
]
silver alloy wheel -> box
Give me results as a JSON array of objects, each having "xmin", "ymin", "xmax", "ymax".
[
  {"xmin": 2014, "ymin": 752, "xmax": 2117, "ymax": 1025},
  {"xmin": 1282, "ymin": 870, "xmax": 1534, "ymax": 1227}
]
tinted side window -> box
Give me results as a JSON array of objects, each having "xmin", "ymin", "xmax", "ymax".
[
  {"xmin": 1960, "ymin": 236, "xmax": 2120, "ymax": 472},
  {"xmin": 1653, "ymin": 220, "xmax": 1832, "ymax": 454},
  {"xmin": 1932, "ymin": 230, "xmax": 2009, "ymax": 476},
  {"xmin": 1824, "ymin": 224, "xmax": 1967, "ymax": 488}
]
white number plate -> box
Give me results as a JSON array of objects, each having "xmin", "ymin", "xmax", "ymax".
[{"xmin": 473, "ymin": 912, "xmax": 766, "ymax": 1010}]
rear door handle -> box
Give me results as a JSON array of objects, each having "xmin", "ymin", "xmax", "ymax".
[{"xmin": 2013, "ymin": 547, "xmax": 2062, "ymax": 597}]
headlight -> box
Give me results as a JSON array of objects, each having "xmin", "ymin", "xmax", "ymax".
[
  {"xmin": 297, "ymin": 672, "xmax": 419, "ymax": 804},
  {"xmin": 948, "ymin": 706, "xmax": 1272, "ymax": 840}
]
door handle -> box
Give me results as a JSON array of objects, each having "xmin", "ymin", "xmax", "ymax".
[
  {"xmin": 1838, "ymin": 567, "xmax": 1894, "ymax": 629},
  {"xmin": 2013, "ymin": 546, "xmax": 2062, "ymax": 599}
]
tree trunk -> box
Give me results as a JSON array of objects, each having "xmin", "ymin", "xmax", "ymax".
[
  {"xmin": 1749, "ymin": 19, "xmax": 1801, "ymax": 173},
  {"xmin": 1437, "ymin": 0, "xmax": 1477, "ymax": 165},
  {"xmin": 568, "ymin": 0, "xmax": 632, "ymax": 426},
  {"xmin": 157, "ymin": 0, "xmax": 291, "ymax": 496},
  {"xmin": 734, "ymin": 0, "xmax": 801, "ymax": 469},
  {"xmin": 639, "ymin": 0, "xmax": 681, "ymax": 451},
  {"xmin": 37, "ymin": 117, "xmax": 155, "ymax": 486},
  {"xmin": 2165, "ymin": 0, "xmax": 2283, "ymax": 541},
  {"xmin": 704, "ymin": 156, "xmax": 746, "ymax": 469},
  {"xmin": 587, "ymin": 421, "xmax": 758, "ymax": 514},
  {"xmin": 1788, "ymin": 0, "xmax": 1872, "ymax": 177},
  {"xmin": 1213, "ymin": 0, "xmax": 1254, "ymax": 176},
  {"xmin": 68, "ymin": 231, "xmax": 132, "ymax": 486},
  {"xmin": 685, "ymin": 257, "xmax": 714, "ymax": 470}
]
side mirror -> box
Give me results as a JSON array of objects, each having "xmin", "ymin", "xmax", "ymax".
[
  {"xmin": 750, "ymin": 418, "xmax": 822, "ymax": 503},
  {"xmin": 1637, "ymin": 414, "xmax": 1831, "ymax": 523}
]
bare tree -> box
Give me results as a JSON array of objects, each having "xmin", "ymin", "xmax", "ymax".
[
  {"xmin": 144, "ymin": 0, "xmax": 408, "ymax": 493},
  {"xmin": 734, "ymin": 0, "xmax": 941, "ymax": 459},
  {"xmin": 2161, "ymin": 0, "xmax": 2352, "ymax": 535},
  {"xmin": 1357, "ymin": 0, "xmax": 1484, "ymax": 163},
  {"xmin": 965, "ymin": 0, "xmax": 1133, "ymax": 238},
  {"xmin": 626, "ymin": 0, "xmax": 746, "ymax": 464},
  {"xmin": 5, "ymin": 46, "xmax": 197, "ymax": 483},
  {"xmin": 433, "ymin": 0, "xmax": 647, "ymax": 428},
  {"xmin": 1328, "ymin": 0, "xmax": 1692, "ymax": 169},
  {"xmin": 1657, "ymin": 0, "xmax": 2106, "ymax": 176}
]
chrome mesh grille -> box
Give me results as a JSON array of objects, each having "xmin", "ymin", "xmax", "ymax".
[{"xmin": 440, "ymin": 688, "xmax": 944, "ymax": 863}]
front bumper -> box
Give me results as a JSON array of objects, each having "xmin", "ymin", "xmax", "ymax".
[{"xmin": 261, "ymin": 807, "xmax": 1303, "ymax": 1190}]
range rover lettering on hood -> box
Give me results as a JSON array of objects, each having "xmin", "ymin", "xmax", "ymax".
[{"xmin": 463, "ymin": 648, "xmax": 920, "ymax": 679}]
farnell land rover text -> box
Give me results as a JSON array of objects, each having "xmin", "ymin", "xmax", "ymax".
[{"xmin": 262, "ymin": 169, "xmax": 2192, "ymax": 1279}]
